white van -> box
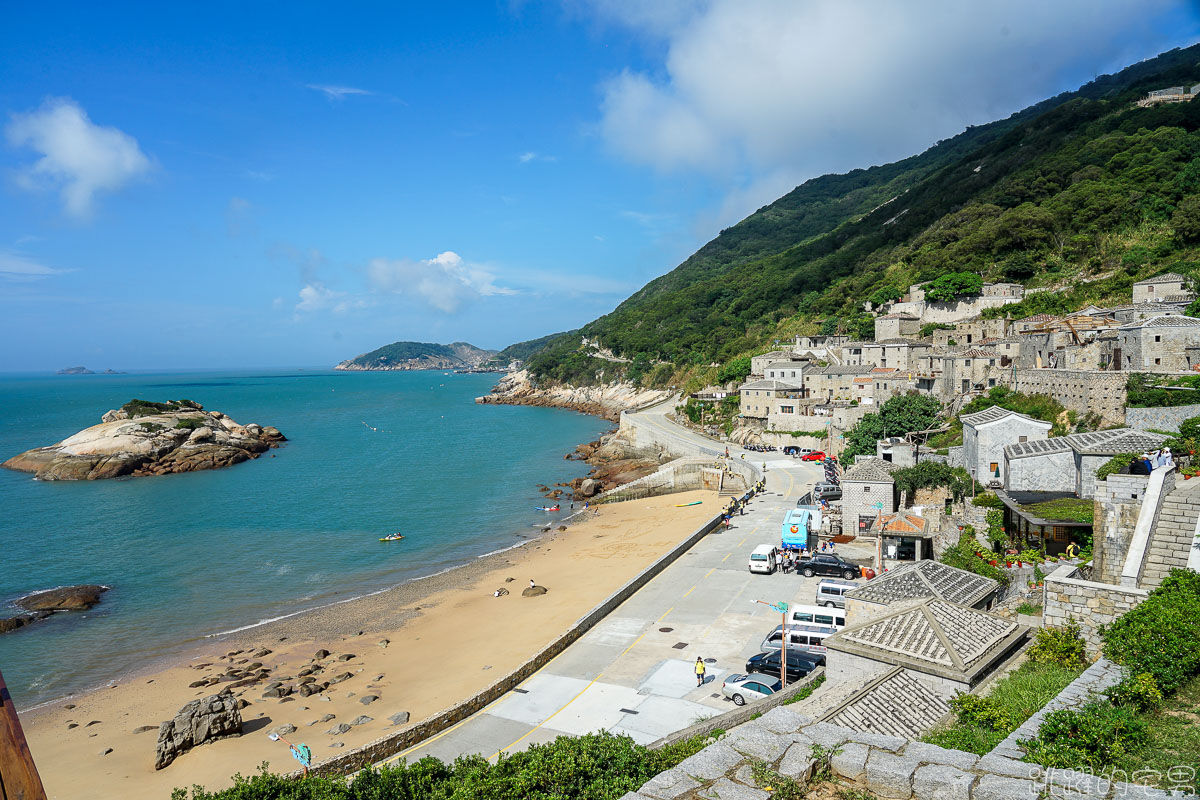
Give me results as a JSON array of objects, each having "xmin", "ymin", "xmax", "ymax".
[
  {"xmin": 815, "ymin": 579, "xmax": 856, "ymax": 608},
  {"xmin": 759, "ymin": 624, "xmax": 837, "ymax": 655},
  {"xmin": 788, "ymin": 604, "xmax": 846, "ymax": 630},
  {"xmin": 748, "ymin": 544, "xmax": 778, "ymax": 574}
]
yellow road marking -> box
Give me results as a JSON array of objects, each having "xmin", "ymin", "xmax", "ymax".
[
  {"xmin": 704, "ymin": 567, "xmax": 715, "ymax": 578},
  {"xmin": 682, "ymin": 585, "xmax": 696, "ymax": 598},
  {"xmin": 737, "ymin": 537, "xmax": 746, "ymax": 547},
  {"xmin": 722, "ymin": 552, "xmax": 731, "ymax": 562},
  {"xmin": 658, "ymin": 606, "xmax": 674, "ymax": 622}
]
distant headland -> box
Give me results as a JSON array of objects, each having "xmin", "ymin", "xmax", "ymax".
[
  {"xmin": 2, "ymin": 399, "xmax": 285, "ymax": 481},
  {"xmin": 335, "ymin": 340, "xmax": 500, "ymax": 371},
  {"xmin": 56, "ymin": 366, "xmax": 126, "ymax": 375}
]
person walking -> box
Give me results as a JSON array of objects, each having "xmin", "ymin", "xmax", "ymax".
[
  {"xmin": 1065, "ymin": 541, "xmax": 1080, "ymax": 559},
  {"xmin": 695, "ymin": 657, "xmax": 706, "ymax": 686}
]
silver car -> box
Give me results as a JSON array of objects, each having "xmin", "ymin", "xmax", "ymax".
[{"xmin": 721, "ymin": 672, "xmax": 782, "ymax": 706}]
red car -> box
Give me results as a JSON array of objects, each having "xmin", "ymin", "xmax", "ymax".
[{"xmin": 801, "ymin": 451, "xmax": 826, "ymax": 462}]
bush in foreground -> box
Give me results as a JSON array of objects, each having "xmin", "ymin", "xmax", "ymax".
[
  {"xmin": 1101, "ymin": 569, "xmax": 1200, "ymax": 694},
  {"xmin": 1021, "ymin": 701, "xmax": 1148, "ymax": 771},
  {"xmin": 171, "ymin": 731, "xmax": 713, "ymax": 800}
]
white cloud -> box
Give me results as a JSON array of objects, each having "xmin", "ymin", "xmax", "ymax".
[
  {"xmin": 0, "ymin": 250, "xmax": 69, "ymax": 281},
  {"xmin": 517, "ymin": 151, "xmax": 557, "ymax": 163},
  {"xmin": 294, "ymin": 282, "xmax": 370, "ymax": 314},
  {"xmin": 5, "ymin": 97, "xmax": 151, "ymax": 218},
  {"xmin": 367, "ymin": 251, "xmax": 517, "ymax": 313},
  {"xmin": 306, "ymin": 84, "xmax": 373, "ymax": 100},
  {"xmin": 593, "ymin": 0, "xmax": 1191, "ymax": 224}
]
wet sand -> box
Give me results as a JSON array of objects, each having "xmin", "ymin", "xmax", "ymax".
[{"xmin": 22, "ymin": 490, "xmax": 718, "ymax": 799}]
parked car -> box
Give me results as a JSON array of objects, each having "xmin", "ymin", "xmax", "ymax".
[
  {"xmin": 801, "ymin": 451, "xmax": 826, "ymax": 462},
  {"xmin": 814, "ymin": 483, "xmax": 841, "ymax": 501},
  {"xmin": 745, "ymin": 649, "xmax": 824, "ymax": 682},
  {"xmin": 797, "ymin": 553, "xmax": 863, "ymax": 580},
  {"xmin": 815, "ymin": 579, "xmax": 858, "ymax": 608},
  {"xmin": 748, "ymin": 544, "xmax": 778, "ymax": 574},
  {"xmin": 759, "ymin": 624, "xmax": 837, "ymax": 656},
  {"xmin": 721, "ymin": 672, "xmax": 782, "ymax": 705}
]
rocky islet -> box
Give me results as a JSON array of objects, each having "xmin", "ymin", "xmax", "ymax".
[{"xmin": 2, "ymin": 399, "xmax": 284, "ymax": 481}]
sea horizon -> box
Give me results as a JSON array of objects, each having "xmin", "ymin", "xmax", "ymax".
[{"xmin": 0, "ymin": 368, "xmax": 607, "ymax": 708}]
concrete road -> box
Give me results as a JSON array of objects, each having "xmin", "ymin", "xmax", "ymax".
[{"xmin": 380, "ymin": 408, "xmax": 871, "ymax": 766}]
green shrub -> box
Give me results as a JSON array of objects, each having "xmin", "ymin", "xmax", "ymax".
[
  {"xmin": 137, "ymin": 421, "xmax": 165, "ymax": 433},
  {"xmin": 940, "ymin": 533, "xmax": 1009, "ymax": 586},
  {"xmin": 171, "ymin": 730, "xmax": 715, "ymax": 800},
  {"xmin": 1027, "ymin": 620, "xmax": 1087, "ymax": 669},
  {"xmin": 1021, "ymin": 701, "xmax": 1148, "ymax": 770},
  {"xmin": 1108, "ymin": 673, "xmax": 1163, "ymax": 712},
  {"xmin": 891, "ymin": 461, "xmax": 979, "ymax": 501},
  {"xmin": 950, "ymin": 694, "xmax": 1012, "ymax": 731},
  {"xmin": 783, "ymin": 673, "xmax": 825, "ymax": 705},
  {"xmin": 1015, "ymin": 601, "xmax": 1042, "ymax": 616},
  {"xmin": 175, "ymin": 418, "xmax": 206, "ymax": 430},
  {"xmin": 1101, "ymin": 569, "xmax": 1200, "ymax": 694},
  {"xmin": 1095, "ymin": 453, "xmax": 1140, "ymax": 482},
  {"xmin": 971, "ymin": 492, "xmax": 1004, "ymax": 509}
]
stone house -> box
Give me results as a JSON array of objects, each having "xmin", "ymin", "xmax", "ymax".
[
  {"xmin": 738, "ymin": 379, "xmax": 800, "ymax": 419},
  {"xmin": 875, "ymin": 437, "xmax": 915, "ymax": 467},
  {"xmin": 961, "ymin": 406, "xmax": 1052, "ymax": 487},
  {"xmin": 824, "ymin": 598, "xmax": 1027, "ymax": 694},
  {"xmin": 1132, "ymin": 272, "xmax": 1194, "ymax": 304},
  {"xmin": 761, "ymin": 360, "xmax": 808, "ymax": 382},
  {"xmin": 929, "ymin": 317, "xmax": 1010, "ymax": 348},
  {"xmin": 874, "ymin": 313, "xmax": 921, "ymax": 341},
  {"xmin": 1091, "ymin": 301, "xmax": 1188, "ymax": 324},
  {"xmin": 1003, "ymin": 427, "xmax": 1170, "ymax": 499},
  {"xmin": 750, "ymin": 350, "xmax": 799, "ymax": 377},
  {"xmin": 843, "ymin": 560, "xmax": 999, "ymax": 624},
  {"xmin": 942, "ymin": 348, "xmax": 1004, "ymax": 395},
  {"xmin": 1116, "ymin": 314, "xmax": 1200, "ymax": 372},
  {"xmin": 842, "ymin": 457, "xmax": 900, "ymax": 537},
  {"xmin": 876, "ymin": 512, "xmax": 934, "ymax": 562},
  {"xmin": 803, "ymin": 365, "xmax": 873, "ymax": 403}
]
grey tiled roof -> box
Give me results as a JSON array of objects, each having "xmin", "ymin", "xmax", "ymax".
[
  {"xmin": 878, "ymin": 312, "xmax": 919, "ymax": 320},
  {"xmin": 952, "ymin": 348, "xmax": 1000, "ymax": 358},
  {"xmin": 819, "ymin": 666, "xmax": 953, "ymax": 740},
  {"xmin": 845, "ymin": 561, "xmax": 998, "ymax": 607},
  {"xmin": 1121, "ymin": 314, "xmax": 1200, "ymax": 329},
  {"xmin": 843, "ymin": 457, "xmax": 899, "ymax": 483},
  {"xmin": 876, "ymin": 338, "xmax": 929, "ymax": 346},
  {"xmin": 1003, "ymin": 427, "xmax": 1169, "ymax": 459},
  {"xmin": 814, "ymin": 364, "xmax": 873, "ymax": 376},
  {"xmin": 739, "ymin": 379, "xmax": 801, "ymax": 390},
  {"xmin": 959, "ymin": 405, "xmax": 1046, "ymax": 428},
  {"xmin": 831, "ymin": 600, "xmax": 1020, "ymax": 676},
  {"xmin": 1136, "ymin": 272, "xmax": 1190, "ymax": 285}
]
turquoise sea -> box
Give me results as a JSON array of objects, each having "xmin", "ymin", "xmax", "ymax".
[{"xmin": 0, "ymin": 369, "xmax": 606, "ymax": 708}]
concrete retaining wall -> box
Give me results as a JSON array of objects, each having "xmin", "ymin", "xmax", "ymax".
[
  {"xmin": 298, "ymin": 511, "xmax": 726, "ymax": 778},
  {"xmin": 1126, "ymin": 402, "xmax": 1200, "ymax": 433}
]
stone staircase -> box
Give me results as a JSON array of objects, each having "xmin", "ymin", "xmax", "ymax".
[{"xmin": 1143, "ymin": 478, "xmax": 1200, "ymax": 587}]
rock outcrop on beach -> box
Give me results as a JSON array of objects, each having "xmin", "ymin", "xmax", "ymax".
[
  {"xmin": 0, "ymin": 585, "xmax": 110, "ymax": 636},
  {"xmin": 475, "ymin": 370, "xmax": 670, "ymax": 422},
  {"xmin": 16, "ymin": 584, "xmax": 109, "ymax": 612},
  {"xmin": 154, "ymin": 690, "xmax": 243, "ymax": 770},
  {"xmin": 558, "ymin": 436, "xmax": 662, "ymax": 500},
  {"xmin": 2, "ymin": 399, "xmax": 285, "ymax": 481}
]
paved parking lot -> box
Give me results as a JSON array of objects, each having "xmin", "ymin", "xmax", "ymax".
[{"xmin": 382, "ymin": 447, "xmax": 876, "ymax": 766}]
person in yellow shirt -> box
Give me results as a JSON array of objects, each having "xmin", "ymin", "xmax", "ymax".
[
  {"xmin": 695, "ymin": 657, "xmax": 706, "ymax": 686},
  {"xmin": 1065, "ymin": 541, "xmax": 1080, "ymax": 559}
]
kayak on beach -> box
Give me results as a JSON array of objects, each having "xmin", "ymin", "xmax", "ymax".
[
  {"xmin": 674, "ymin": 501, "xmax": 702, "ymax": 507},
  {"xmin": 379, "ymin": 533, "xmax": 405, "ymax": 541},
  {"xmin": 534, "ymin": 505, "xmax": 561, "ymax": 512}
]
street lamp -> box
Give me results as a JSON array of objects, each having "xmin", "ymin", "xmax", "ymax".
[{"xmin": 753, "ymin": 599, "xmax": 790, "ymax": 688}]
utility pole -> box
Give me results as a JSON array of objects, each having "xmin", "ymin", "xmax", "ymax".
[
  {"xmin": 0, "ymin": 668, "xmax": 47, "ymax": 800},
  {"xmin": 753, "ymin": 600, "xmax": 790, "ymax": 689}
]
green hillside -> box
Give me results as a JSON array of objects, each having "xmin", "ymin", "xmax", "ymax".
[
  {"xmin": 336, "ymin": 341, "xmax": 496, "ymax": 370},
  {"xmin": 523, "ymin": 44, "xmax": 1200, "ymax": 387}
]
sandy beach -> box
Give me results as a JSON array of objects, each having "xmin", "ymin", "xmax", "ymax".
[{"xmin": 21, "ymin": 490, "xmax": 718, "ymax": 799}]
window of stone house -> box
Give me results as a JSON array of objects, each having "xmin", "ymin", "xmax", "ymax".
[
  {"xmin": 1155, "ymin": 358, "xmax": 1161, "ymax": 365},
  {"xmin": 864, "ymin": 486, "xmax": 871, "ymax": 492},
  {"xmin": 990, "ymin": 462, "xmax": 998, "ymax": 473},
  {"xmin": 1155, "ymin": 335, "xmax": 1161, "ymax": 342}
]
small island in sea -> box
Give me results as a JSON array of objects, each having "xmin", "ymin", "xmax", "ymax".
[
  {"xmin": 2, "ymin": 399, "xmax": 285, "ymax": 480},
  {"xmin": 335, "ymin": 340, "xmax": 498, "ymax": 371},
  {"xmin": 56, "ymin": 366, "xmax": 126, "ymax": 375}
]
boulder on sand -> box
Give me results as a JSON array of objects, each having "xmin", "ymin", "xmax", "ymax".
[
  {"xmin": 154, "ymin": 690, "xmax": 242, "ymax": 770},
  {"xmin": 522, "ymin": 585, "xmax": 548, "ymax": 597}
]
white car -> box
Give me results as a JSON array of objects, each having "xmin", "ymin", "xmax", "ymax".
[{"xmin": 721, "ymin": 672, "xmax": 782, "ymax": 706}]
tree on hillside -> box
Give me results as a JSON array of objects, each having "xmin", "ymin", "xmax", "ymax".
[
  {"xmin": 868, "ymin": 285, "xmax": 904, "ymax": 306},
  {"xmin": 924, "ymin": 272, "xmax": 985, "ymax": 302},
  {"xmin": 717, "ymin": 355, "xmax": 752, "ymax": 385},
  {"xmin": 960, "ymin": 386, "xmax": 1064, "ymax": 427},
  {"xmin": 1173, "ymin": 195, "xmax": 1200, "ymax": 244},
  {"xmin": 842, "ymin": 393, "xmax": 943, "ymax": 460}
]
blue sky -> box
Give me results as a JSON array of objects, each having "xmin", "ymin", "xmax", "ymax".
[{"xmin": 2, "ymin": 1, "xmax": 1199, "ymax": 371}]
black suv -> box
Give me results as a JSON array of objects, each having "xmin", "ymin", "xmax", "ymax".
[
  {"xmin": 745, "ymin": 649, "xmax": 824, "ymax": 682},
  {"xmin": 797, "ymin": 553, "xmax": 862, "ymax": 580}
]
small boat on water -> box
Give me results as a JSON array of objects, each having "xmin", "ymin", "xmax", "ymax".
[
  {"xmin": 534, "ymin": 505, "xmax": 560, "ymax": 512},
  {"xmin": 379, "ymin": 533, "xmax": 405, "ymax": 542}
]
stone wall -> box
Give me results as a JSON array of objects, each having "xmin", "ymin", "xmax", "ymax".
[
  {"xmin": 296, "ymin": 511, "xmax": 725, "ymax": 778},
  {"xmin": 1126, "ymin": 402, "xmax": 1200, "ymax": 433},
  {"xmin": 1093, "ymin": 474, "xmax": 1149, "ymax": 584},
  {"xmin": 1012, "ymin": 368, "xmax": 1129, "ymax": 427},
  {"xmin": 624, "ymin": 704, "xmax": 1194, "ymax": 800},
  {"xmin": 1042, "ymin": 563, "xmax": 1149, "ymax": 654},
  {"xmin": 842, "ymin": 479, "xmax": 894, "ymax": 537}
]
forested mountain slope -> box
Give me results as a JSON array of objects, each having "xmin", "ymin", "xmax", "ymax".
[{"xmin": 521, "ymin": 43, "xmax": 1200, "ymax": 388}]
